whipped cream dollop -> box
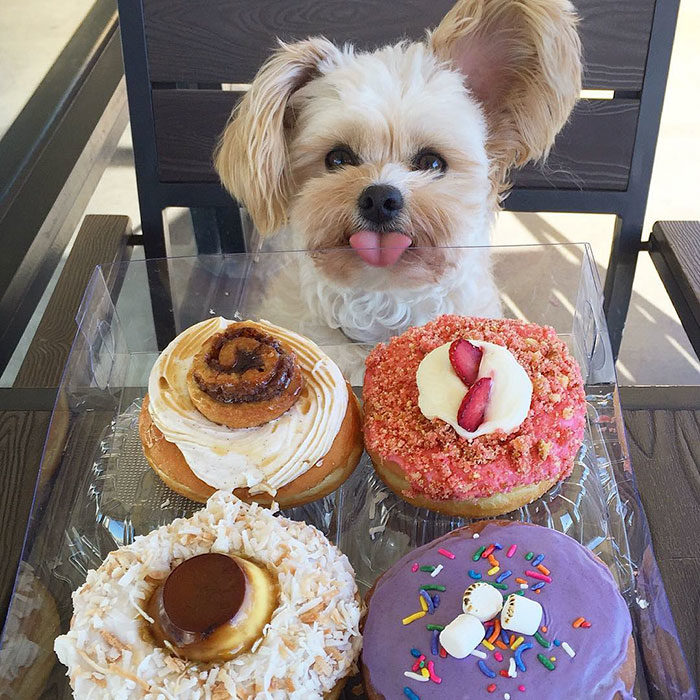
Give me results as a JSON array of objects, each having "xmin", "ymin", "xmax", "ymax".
[
  {"xmin": 147, "ymin": 317, "xmax": 348, "ymax": 494},
  {"xmin": 416, "ymin": 340, "xmax": 532, "ymax": 440}
]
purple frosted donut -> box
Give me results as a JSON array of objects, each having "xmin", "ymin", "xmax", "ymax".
[{"xmin": 362, "ymin": 521, "xmax": 636, "ymax": 699}]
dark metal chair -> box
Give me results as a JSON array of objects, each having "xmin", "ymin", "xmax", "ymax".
[{"xmin": 117, "ymin": 0, "xmax": 680, "ymax": 357}]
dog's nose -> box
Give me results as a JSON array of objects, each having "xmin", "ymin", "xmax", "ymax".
[{"xmin": 357, "ymin": 184, "xmax": 404, "ymax": 225}]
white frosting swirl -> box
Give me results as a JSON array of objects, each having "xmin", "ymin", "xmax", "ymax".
[
  {"xmin": 147, "ymin": 317, "xmax": 348, "ymax": 494},
  {"xmin": 416, "ymin": 340, "xmax": 532, "ymax": 440}
]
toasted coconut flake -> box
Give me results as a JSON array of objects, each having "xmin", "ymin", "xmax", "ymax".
[{"xmin": 55, "ymin": 492, "xmax": 362, "ymax": 698}]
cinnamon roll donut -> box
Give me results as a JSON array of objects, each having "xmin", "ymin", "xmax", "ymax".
[{"xmin": 139, "ymin": 318, "xmax": 363, "ymax": 506}]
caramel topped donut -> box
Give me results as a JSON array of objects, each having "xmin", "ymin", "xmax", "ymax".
[
  {"xmin": 188, "ymin": 324, "xmax": 303, "ymax": 428},
  {"xmin": 147, "ymin": 553, "xmax": 277, "ymax": 662},
  {"xmin": 54, "ymin": 493, "xmax": 363, "ymax": 698}
]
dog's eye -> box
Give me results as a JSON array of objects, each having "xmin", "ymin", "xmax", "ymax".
[
  {"xmin": 325, "ymin": 148, "xmax": 358, "ymax": 170},
  {"xmin": 413, "ymin": 151, "xmax": 447, "ymax": 173}
]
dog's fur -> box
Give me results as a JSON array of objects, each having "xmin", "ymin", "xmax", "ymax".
[{"xmin": 215, "ymin": 0, "xmax": 581, "ymax": 342}]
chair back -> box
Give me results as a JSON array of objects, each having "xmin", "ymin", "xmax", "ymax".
[{"xmin": 118, "ymin": 0, "xmax": 679, "ymax": 352}]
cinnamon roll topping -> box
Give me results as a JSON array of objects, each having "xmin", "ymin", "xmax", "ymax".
[{"xmin": 193, "ymin": 326, "xmax": 298, "ymax": 404}]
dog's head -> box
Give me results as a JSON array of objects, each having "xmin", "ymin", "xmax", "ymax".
[{"xmin": 215, "ymin": 0, "xmax": 581, "ymax": 287}]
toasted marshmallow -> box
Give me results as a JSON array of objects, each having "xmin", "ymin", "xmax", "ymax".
[
  {"xmin": 462, "ymin": 582, "xmax": 504, "ymax": 621},
  {"xmin": 439, "ymin": 613, "xmax": 485, "ymax": 658},
  {"xmin": 500, "ymin": 594, "xmax": 543, "ymax": 636}
]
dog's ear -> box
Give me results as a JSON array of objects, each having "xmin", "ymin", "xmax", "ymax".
[
  {"xmin": 429, "ymin": 0, "xmax": 581, "ymax": 184},
  {"xmin": 214, "ymin": 38, "xmax": 340, "ymax": 236}
]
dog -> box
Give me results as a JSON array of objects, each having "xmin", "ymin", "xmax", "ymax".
[{"xmin": 214, "ymin": 0, "xmax": 581, "ymax": 343}]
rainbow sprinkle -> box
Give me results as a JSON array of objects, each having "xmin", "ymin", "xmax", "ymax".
[
  {"xmin": 403, "ymin": 687, "xmax": 421, "ymax": 699},
  {"xmin": 532, "ymin": 554, "xmax": 545, "ymax": 567},
  {"xmin": 478, "ymin": 660, "xmax": 496, "ymax": 678},
  {"xmin": 525, "ymin": 570, "xmax": 552, "ymax": 583},
  {"xmin": 473, "ymin": 546, "xmax": 486, "ymax": 561},
  {"xmin": 469, "ymin": 569, "xmax": 483, "ymax": 580},
  {"xmin": 482, "ymin": 544, "xmax": 496, "ymax": 559},
  {"xmin": 426, "ymin": 624, "xmax": 444, "ymax": 631},
  {"xmin": 534, "ymin": 631, "xmax": 550, "ymax": 648},
  {"xmin": 572, "ymin": 616, "xmax": 585, "ymax": 628},
  {"xmin": 487, "ymin": 565, "xmax": 500, "ymax": 576},
  {"xmin": 537, "ymin": 653, "xmax": 556, "ymax": 670},
  {"xmin": 525, "ymin": 552, "xmax": 534, "ymax": 561},
  {"xmin": 437, "ymin": 548, "xmax": 455, "ymax": 559},
  {"xmin": 419, "ymin": 590, "xmax": 435, "ymax": 614},
  {"xmin": 402, "ymin": 611, "xmax": 426, "ymax": 625},
  {"xmin": 427, "ymin": 660, "xmax": 442, "ymax": 683},
  {"xmin": 506, "ymin": 544, "xmax": 517, "ymax": 558},
  {"xmin": 514, "ymin": 642, "xmax": 533, "ymax": 672},
  {"xmin": 430, "ymin": 630, "xmax": 439, "ymax": 655},
  {"xmin": 411, "ymin": 563, "xmax": 419, "ymax": 573},
  {"xmin": 419, "ymin": 565, "xmax": 435, "ymax": 572},
  {"xmin": 404, "ymin": 671, "xmax": 428, "ymax": 682},
  {"xmin": 562, "ymin": 642, "xmax": 576, "ymax": 658},
  {"xmin": 496, "ymin": 570, "xmax": 512, "ymax": 583},
  {"xmin": 431, "ymin": 564, "xmax": 444, "ymax": 578},
  {"xmin": 487, "ymin": 684, "xmax": 497, "ymax": 693}
]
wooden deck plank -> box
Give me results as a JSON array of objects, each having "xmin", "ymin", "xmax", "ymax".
[{"xmin": 622, "ymin": 402, "xmax": 700, "ymax": 687}]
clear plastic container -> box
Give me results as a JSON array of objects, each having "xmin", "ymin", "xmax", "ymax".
[{"xmin": 0, "ymin": 245, "xmax": 694, "ymax": 698}]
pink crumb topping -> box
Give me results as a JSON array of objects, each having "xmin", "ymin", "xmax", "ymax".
[{"xmin": 363, "ymin": 315, "xmax": 587, "ymax": 501}]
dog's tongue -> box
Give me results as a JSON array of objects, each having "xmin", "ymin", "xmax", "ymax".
[{"xmin": 348, "ymin": 231, "xmax": 412, "ymax": 267}]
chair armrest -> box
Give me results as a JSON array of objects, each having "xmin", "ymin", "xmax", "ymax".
[
  {"xmin": 648, "ymin": 221, "xmax": 700, "ymax": 357},
  {"xmin": 13, "ymin": 214, "xmax": 131, "ymax": 388}
]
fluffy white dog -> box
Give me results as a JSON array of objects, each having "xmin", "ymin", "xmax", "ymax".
[{"xmin": 215, "ymin": 0, "xmax": 581, "ymax": 342}]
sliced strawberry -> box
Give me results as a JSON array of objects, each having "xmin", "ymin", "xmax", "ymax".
[
  {"xmin": 449, "ymin": 339, "xmax": 483, "ymax": 386},
  {"xmin": 457, "ymin": 377, "xmax": 492, "ymax": 432}
]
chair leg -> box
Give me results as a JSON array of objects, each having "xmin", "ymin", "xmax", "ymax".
[
  {"xmin": 140, "ymin": 202, "xmax": 168, "ymax": 259},
  {"xmin": 216, "ymin": 206, "xmax": 245, "ymax": 254},
  {"xmin": 603, "ymin": 214, "xmax": 643, "ymax": 361},
  {"xmin": 190, "ymin": 207, "xmax": 221, "ymax": 255},
  {"xmin": 140, "ymin": 203, "xmax": 176, "ymax": 348},
  {"xmin": 190, "ymin": 206, "xmax": 245, "ymax": 255}
]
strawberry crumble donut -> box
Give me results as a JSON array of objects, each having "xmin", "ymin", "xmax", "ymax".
[
  {"xmin": 362, "ymin": 315, "xmax": 587, "ymax": 517},
  {"xmin": 54, "ymin": 492, "xmax": 363, "ymax": 699}
]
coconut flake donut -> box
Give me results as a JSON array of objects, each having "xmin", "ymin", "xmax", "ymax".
[
  {"xmin": 54, "ymin": 492, "xmax": 363, "ymax": 699},
  {"xmin": 363, "ymin": 315, "xmax": 587, "ymax": 517},
  {"xmin": 139, "ymin": 317, "xmax": 363, "ymax": 506}
]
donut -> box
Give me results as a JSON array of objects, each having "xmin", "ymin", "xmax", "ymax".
[
  {"xmin": 54, "ymin": 491, "xmax": 363, "ymax": 698},
  {"xmin": 362, "ymin": 315, "xmax": 586, "ymax": 516},
  {"xmin": 0, "ymin": 566, "xmax": 60, "ymax": 698},
  {"xmin": 140, "ymin": 317, "xmax": 363, "ymax": 506},
  {"xmin": 361, "ymin": 521, "xmax": 636, "ymax": 699}
]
